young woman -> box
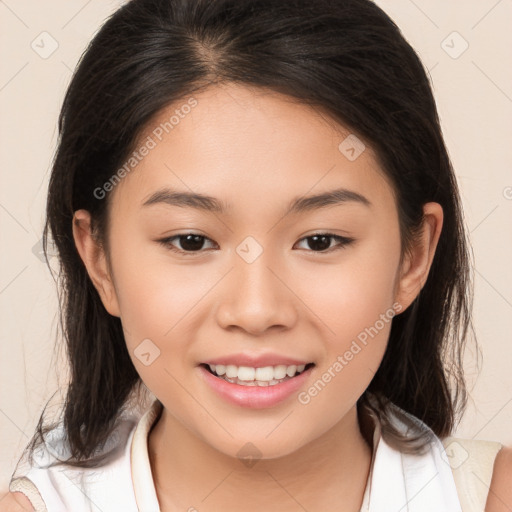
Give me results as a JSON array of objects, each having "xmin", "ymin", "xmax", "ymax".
[{"xmin": 5, "ymin": 0, "xmax": 512, "ymax": 510}]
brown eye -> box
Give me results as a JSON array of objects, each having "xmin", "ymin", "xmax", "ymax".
[
  {"xmin": 295, "ymin": 233, "xmax": 355, "ymax": 253},
  {"xmin": 158, "ymin": 233, "xmax": 217, "ymax": 254}
]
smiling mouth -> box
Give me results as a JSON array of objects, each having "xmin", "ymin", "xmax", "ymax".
[{"xmin": 200, "ymin": 362, "xmax": 315, "ymax": 387}]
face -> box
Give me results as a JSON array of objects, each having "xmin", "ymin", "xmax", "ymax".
[{"xmin": 75, "ymin": 83, "xmax": 439, "ymax": 460}]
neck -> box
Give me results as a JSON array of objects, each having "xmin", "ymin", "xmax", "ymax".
[{"xmin": 148, "ymin": 403, "xmax": 374, "ymax": 512}]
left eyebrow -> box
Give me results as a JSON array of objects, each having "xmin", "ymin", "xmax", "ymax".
[
  {"xmin": 141, "ymin": 186, "xmax": 371, "ymax": 215},
  {"xmin": 286, "ymin": 187, "xmax": 372, "ymax": 214}
]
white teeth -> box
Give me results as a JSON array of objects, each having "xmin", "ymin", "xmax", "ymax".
[
  {"xmin": 286, "ymin": 365, "xmax": 297, "ymax": 377},
  {"xmin": 222, "ymin": 375, "xmax": 291, "ymax": 387},
  {"xmin": 238, "ymin": 366, "xmax": 255, "ymax": 381},
  {"xmin": 255, "ymin": 366, "xmax": 274, "ymax": 381},
  {"xmin": 273, "ymin": 365, "xmax": 287, "ymax": 379},
  {"xmin": 226, "ymin": 365, "xmax": 238, "ymax": 378},
  {"xmin": 207, "ymin": 363, "xmax": 310, "ymax": 382}
]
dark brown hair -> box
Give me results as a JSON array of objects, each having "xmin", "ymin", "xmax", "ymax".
[{"xmin": 15, "ymin": 0, "xmax": 476, "ymax": 471}]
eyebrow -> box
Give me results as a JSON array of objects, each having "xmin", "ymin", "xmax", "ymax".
[{"xmin": 141, "ymin": 187, "xmax": 371, "ymax": 215}]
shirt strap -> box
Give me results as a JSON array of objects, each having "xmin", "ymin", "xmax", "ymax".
[{"xmin": 441, "ymin": 436, "xmax": 503, "ymax": 512}]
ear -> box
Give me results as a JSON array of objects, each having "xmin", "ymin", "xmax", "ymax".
[
  {"xmin": 394, "ymin": 202, "xmax": 443, "ymax": 312},
  {"xmin": 72, "ymin": 209, "xmax": 121, "ymax": 317}
]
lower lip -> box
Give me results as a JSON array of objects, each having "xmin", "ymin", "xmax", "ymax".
[{"xmin": 197, "ymin": 365, "xmax": 314, "ymax": 409}]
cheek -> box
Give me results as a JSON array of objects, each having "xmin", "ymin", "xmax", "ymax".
[
  {"xmin": 296, "ymin": 255, "xmax": 399, "ymax": 423},
  {"xmin": 108, "ymin": 234, "xmax": 227, "ymax": 389},
  {"xmin": 114, "ymin": 259, "xmax": 206, "ymax": 344},
  {"xmin": 107, "ymin": 232, "xmax": 194, "ymax": 344},
  {"xmin": 299, "ymin": 227, "xmax": 401, "ymax": 345},
  {"xmin": 295, "ymin": 226, "xmax": 400, "ymax": 404},
  {"xmin": 110, "ymin": 248, "xmax": 206, "ymax": 402}
]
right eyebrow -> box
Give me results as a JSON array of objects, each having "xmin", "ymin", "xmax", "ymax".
[{"xmin": 142, "ymin": 188, "xmax": 227, "ymax": 213}]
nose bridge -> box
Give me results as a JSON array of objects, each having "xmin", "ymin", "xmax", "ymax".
[
  {"xmin": 215, "ymin": 235, "xmax": 296, "ymax": 333},
  {"xmin": 234, "ymin": 234, "xmax": 283, "ymax": 303}
]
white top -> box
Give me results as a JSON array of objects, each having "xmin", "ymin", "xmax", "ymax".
[{"xmin": 9, "ymin": 398, "xmax": 500, "ymax": 511}]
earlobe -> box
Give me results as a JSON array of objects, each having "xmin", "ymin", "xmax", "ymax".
[
  {"xmin": 72, "ymin": 209, "xmax": 121, "ymax": 317},
  {"xmin": 394, "ymin": 202, "xmax": 444, "ymax": 312}
]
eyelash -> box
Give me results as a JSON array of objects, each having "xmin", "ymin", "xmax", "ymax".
[{"xmin": 157, "ymin": 232, "xmax": 355, "ymax": 255}]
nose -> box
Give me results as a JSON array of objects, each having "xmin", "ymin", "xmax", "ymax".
[{"xmin": 215, "ymin": 248, "xmax": 298, "ymax": 335}]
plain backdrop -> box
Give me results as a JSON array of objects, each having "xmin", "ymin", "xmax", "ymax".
[{"xmin": 1, "ymin": 0, "xmax": 511, "ymax": 492}]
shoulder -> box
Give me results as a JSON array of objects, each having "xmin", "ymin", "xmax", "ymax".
[
  {"xmin": 0, "ymin": 492, "xmax": 35, "ymax": 512},
  {"xmin": 486, "ymin": 444, "xmax": 512, "ymax": 512},
  {"xmin": 4, "ymin": 414, "xmax": 140, "ymax": 512}
]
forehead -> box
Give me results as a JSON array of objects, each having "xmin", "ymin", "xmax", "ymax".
[{"xmin": 109, "ymin": 83, "xmax": 396, "ymax": 217}]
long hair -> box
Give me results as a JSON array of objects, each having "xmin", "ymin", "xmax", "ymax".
[{"xmin": 15, "ymin": 0, "xmax": 475, "ymax": 469}]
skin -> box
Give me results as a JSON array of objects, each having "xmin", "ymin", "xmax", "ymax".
[{"xmin": 70, "ymin": 82, "xmax": 446, "ymax": 511}]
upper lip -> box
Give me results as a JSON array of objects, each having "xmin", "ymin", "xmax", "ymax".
[{"xmin": 201, "ymin": 353, "xmax": 313, "ymax": 368}]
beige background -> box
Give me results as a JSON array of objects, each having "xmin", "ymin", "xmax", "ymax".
[{"xmin": 1, "ymin": 0, "xmax": 511, "ymax": 493}]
